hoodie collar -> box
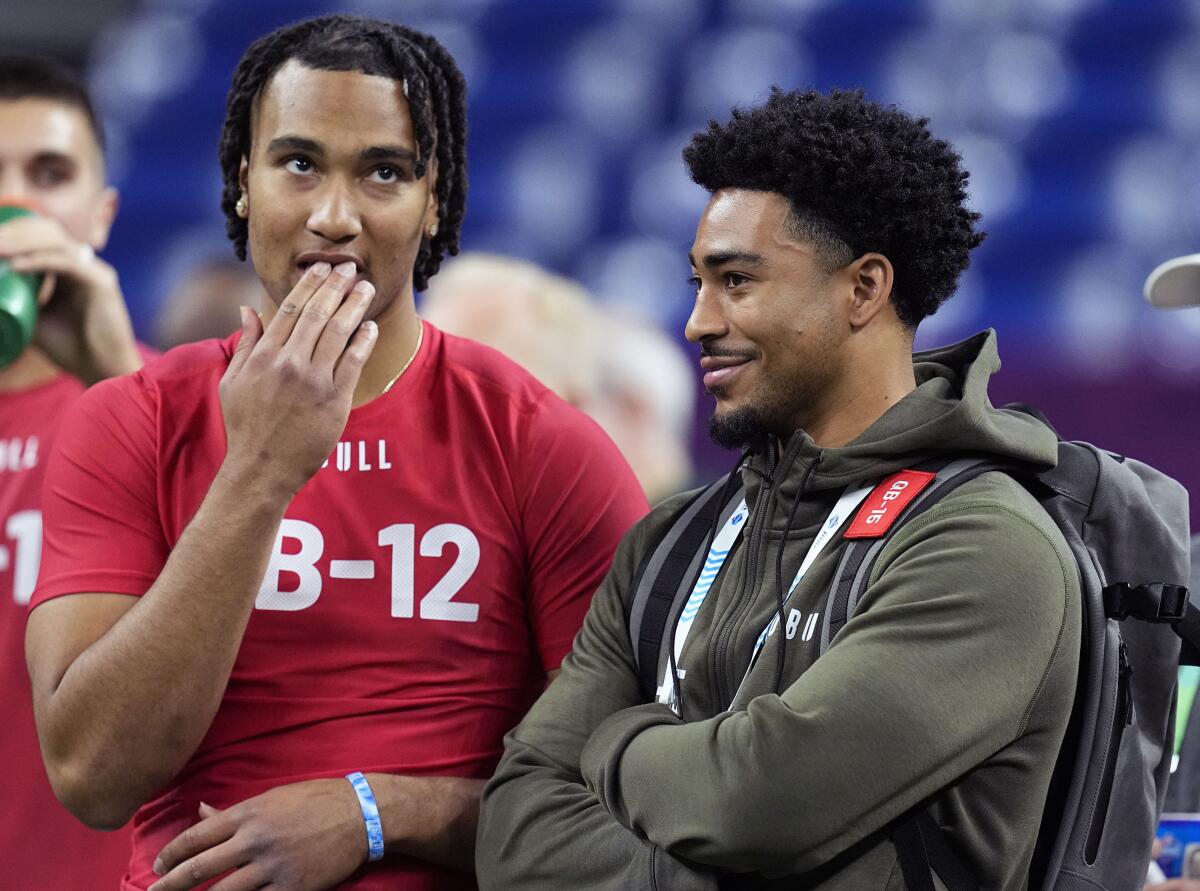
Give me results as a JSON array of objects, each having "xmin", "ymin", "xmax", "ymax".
[{"xmin": 736, "ymin": 329, "xmax": 1058, "ymax": 513}]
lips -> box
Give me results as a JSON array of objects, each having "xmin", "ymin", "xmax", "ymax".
[
  {"xmin": 295, "ymin": 252, "xmax": 368, "ymax": 275},
  {"xmin": 699, "ymin": 352, "xmax": 753, "ymax": 392},
  {"xmin": 293, "ymin": 253, "xmax": 371, "ymax": 293}
]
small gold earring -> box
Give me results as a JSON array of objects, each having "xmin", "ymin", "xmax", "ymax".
[{"xmin": 235, "ymin": 196, "xmax": 248, "ymax": 218}]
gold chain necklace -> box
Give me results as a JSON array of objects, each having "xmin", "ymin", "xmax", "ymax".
[{"xmin": 380, "ymin": 318, "xmax": 424, "ymax": 395}]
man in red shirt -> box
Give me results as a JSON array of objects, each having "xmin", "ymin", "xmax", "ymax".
[
  {"xmin": 24, "ymin": 15, "xmax": 647, "ymax": 891},
  {"xmin": 0, "ymin": 54, "xmax": 142, "ymax": 887}
]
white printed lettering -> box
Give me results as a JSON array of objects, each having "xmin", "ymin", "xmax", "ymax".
[
  {"xmin": 256, "ymin": 519, "xmax": 324, "ymax": 610},
  {"xmin": 379, "ymin": 523, "xmax": 416, "ymax": 617},
  {"xmin": 6, "ymin": 510, "xmax": 41, "ymax": 605},
  {"xmin": 419, "ymin": 524, "xmax": 480, "ymax": 622},
  {"xmin": 321, "ymin": 440, "xmax": 393, "ymax": 473},
  {"xmin": 785, "ymin": 608, "xmax": 802, "ymax": 640},
  {"xmin": 802, "ymin": 613, "xmax": 819, "ymax": 641},
  {"xmin": 253, "ymin": 520, "xmax": 482, "ymax": 622}
]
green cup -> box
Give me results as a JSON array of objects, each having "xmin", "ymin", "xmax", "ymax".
[{"xmin": 0, "ymin": 203, "xmax": 41, "ymax": 368}]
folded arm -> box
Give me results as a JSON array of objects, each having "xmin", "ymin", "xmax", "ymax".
[{"xmin": 579, "ymin": 495, "xmax": 1078, "ymax": 876}]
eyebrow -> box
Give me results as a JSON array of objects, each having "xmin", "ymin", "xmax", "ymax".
[
  {"xmin": 29, "ymin": 151, "xmax": 78, "ymax": 167},
  {"xmin": 266, "ymin": 136, "xmax": 417, "ymax": 164},
  {"xmin": 688, "ymin": 250, "xmax": 767, "ymax": 269}
]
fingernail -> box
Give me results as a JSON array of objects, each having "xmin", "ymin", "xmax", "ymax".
[
  {"xmin": 353, "ymin": 281, "xmax": 375, "ymax": 298},
  {"xmin": 238, "ymin": 305, "xmax": 250, "ymax": 326},
  {"xmin": 364, "ymin": 320, "xmax": 378, "ymax": 336},
  {"xmin": 334, "ymin": 261, "xmax": 356, "ymax": 276},
  {"xmin": 310, "ymin": 261, "xmax": 331, "ymax": 277},
  {"xmin": 152, "ymin": 857, "xmax": 164, "ymax": 874}
]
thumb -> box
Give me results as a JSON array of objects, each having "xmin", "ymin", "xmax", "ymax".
[{"xmin": 36, "ymin": 271, "xmax": 57, "ymax": 307}]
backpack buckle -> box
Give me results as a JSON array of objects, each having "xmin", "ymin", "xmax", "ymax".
[{"xmin": 1102, "ymin": 582, "xmax": 1189, "ymax": 622}]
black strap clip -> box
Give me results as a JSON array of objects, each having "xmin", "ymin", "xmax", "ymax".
[{"xmin": 1102, "ymin": 582, "xmax": 1188, "ymax": 623}]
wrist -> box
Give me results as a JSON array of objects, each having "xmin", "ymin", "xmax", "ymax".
[
  {"xmin": 362, "ymin": 773, "xmax": 483, "ymax": 870},
  {"xmin": 346, "ymin": 772, "xmax": 385, "ymax": 862},
  {"xmin": 84, "ymin": 339, "xmax": 142, "ymax": 384},
  {"xmin": 211, "ymin": 456, "xmax": 297, "ymax": 514}
]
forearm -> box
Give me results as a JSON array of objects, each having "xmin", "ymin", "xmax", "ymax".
[
  {"xmin": 479, "ymin": 744, "xmax": 718, "ymax": 891},
  {"xmin": 35, "ymin": 462, "xmax": 289, "ymax": 826}
]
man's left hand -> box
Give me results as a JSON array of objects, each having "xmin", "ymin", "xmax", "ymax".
[{"xmin": 148, "ymin": 778, "xmax": 368, "ymax": 891}]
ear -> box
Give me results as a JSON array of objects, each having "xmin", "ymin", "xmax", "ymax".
[
  {"xmin": 845, "ymin": 253, "xmax": 894, "ymax": 328},
  {"xmin": 88, "ymin": 186, "xmax": 119, "ymax": 250},
  {"xmin": 423, "ymin": 156, "xmax": 439, "ymax": 233}
]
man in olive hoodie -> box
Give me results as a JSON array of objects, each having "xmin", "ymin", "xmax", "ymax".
[{"xmin": 476, "ymin": 88, "xmax": 1081, "ymax": 890}]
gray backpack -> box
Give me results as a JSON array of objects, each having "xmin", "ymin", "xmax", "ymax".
[{"xmin": 627, "ymin": 436, "xmax": 1193, "ymax": 891}]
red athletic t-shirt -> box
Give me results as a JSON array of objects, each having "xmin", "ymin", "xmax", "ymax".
[
  {"xmin": 32, "ymin": 322, "xmax": 648, "ymax": 890},
  {"xmin": 0, "ymin": 372, "xmax": 134, "ymax": 888}
]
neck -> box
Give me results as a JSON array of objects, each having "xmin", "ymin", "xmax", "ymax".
[
  {"xmin": 799, "ymin": 341, "xmax": 917, "ymax": 450},
  {"xmin": 0, "ymin": 347, "xmax": 63, "ymax": 392},
  {"xmin": 353, "ymin": 296, "xmax": 422, "ymax": 407}
]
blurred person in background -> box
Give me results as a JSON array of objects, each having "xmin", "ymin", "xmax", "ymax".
[
  {"xmin": 153, "ymin": 253, "xmax": 262, "ymax": 350},
  {"xmin": 0, "ymin": 53, "xmax": 142, "ymax": 887},
  {"xmin": 420, "ymin": 252, "xmax": 599, "ymax": 406},
  {"xmin": 24, "ymin": 15, "xmax": 645, "ymax": 891},
  {"xmin": 422, "ymin": 253, "xmax": 694, "ymax": 501},
  {"xmin": 588, "ymin": 312, "xmax": 695, "ymax": 503},
  {"xmin": 1144, "ymin": 251, "xmax": 1200, "ymax": 891}
]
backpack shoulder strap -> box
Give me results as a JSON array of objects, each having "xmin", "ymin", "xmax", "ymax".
[
  {"xmin": 626, "ymin": 473, "xmax": 746, "ymax": 699},
  {"xmin": 820, "ymin": 457, "xmax": 1010, "ymax": 655},
  {"xmin": 819, "ymin": 457, "xmax": 1016, "ymax": 891}
]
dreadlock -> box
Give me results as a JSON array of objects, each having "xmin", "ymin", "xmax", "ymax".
[{"xmin": 218, "ymin": 15, "xmax": 467, "ymax": 291}]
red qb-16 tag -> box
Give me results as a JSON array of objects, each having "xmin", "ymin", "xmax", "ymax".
[{"xmin": 844, "ymin": 470, "xmax": 936, "ymax": 539}]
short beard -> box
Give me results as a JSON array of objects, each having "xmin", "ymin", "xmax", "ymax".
[{"xmin": 708, "ymin": 405, "xmax": 778, "ymax": 450}]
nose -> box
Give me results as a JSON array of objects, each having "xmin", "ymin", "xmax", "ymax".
[
  {"xmin": 684, "ymin": 281, "xmax": 729, "ymax": 345},
  {"xmin": 306, "ymin": 179, "xmax": 362, "ymax": 243}
]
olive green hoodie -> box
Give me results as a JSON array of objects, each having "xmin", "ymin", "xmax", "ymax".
[{"xmin": 477, "ymin": 330, "xmax": 1081, "ymax": 890}]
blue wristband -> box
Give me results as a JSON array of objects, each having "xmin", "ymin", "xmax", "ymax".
[{"xmin": 346, "ymin": 771, "xmax": 385, "ymax": 862}]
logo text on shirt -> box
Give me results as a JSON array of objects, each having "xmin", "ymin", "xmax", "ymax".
[
  {"xmin": 320, "ymin": 439, "xmax": 392, "ymax": 473},
  {"xmin": 0, "ymin": 437, "xmax": 38, "ymax": 473}
]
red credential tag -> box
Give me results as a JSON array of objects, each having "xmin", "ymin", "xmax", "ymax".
[{"xmin": 844, "ymin": 470, "xmax": 937, "ymax": 539}]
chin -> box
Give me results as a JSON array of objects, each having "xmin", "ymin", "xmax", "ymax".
[{"xmin": 708, "ymin": 403, "xmax": 773, "ymax": 450}]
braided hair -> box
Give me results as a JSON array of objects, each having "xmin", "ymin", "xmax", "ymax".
[{"xmin": 218, "ymin": 15, "xmax": 467, "ymax": 291}]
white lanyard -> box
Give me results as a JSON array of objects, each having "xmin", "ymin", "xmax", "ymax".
[
  {"xmin": 656, "ymin": 498, "xmax": 749, "ymax": 711},
  {"xmin": 656, "ymin": 482, "xmax": 875, "ymax": 714}
]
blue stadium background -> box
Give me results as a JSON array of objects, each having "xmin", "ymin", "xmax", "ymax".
[{"xmin": 45, "ymin": 0, "xmax": 1200, "ymax": 517}]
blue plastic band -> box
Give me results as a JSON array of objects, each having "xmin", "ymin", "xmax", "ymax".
[{"xmin": 346, "ymin": 771, "xmax": 385, "ymax": 862}]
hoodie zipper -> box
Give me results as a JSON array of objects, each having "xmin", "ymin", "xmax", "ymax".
[{"xmin": 711, "ymin": 441, "xmax": 778, "ymax": 708}]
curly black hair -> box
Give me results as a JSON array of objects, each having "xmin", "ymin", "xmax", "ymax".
[
  {"xmin": 683, "ymin": 87, "xmax": 985, "ymax": 328},
  {"xmin": 218, "ymin": 15, "xmax": 467, "ymax": 291}
]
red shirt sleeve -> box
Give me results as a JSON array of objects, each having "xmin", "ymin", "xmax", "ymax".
[
  {"xmin": 517, "ymin": 394, "xmax": 649, "ymax": 672},
  {"xmin": 31, "ymin": 373, "xmax": 165, "ymax": 607}
]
